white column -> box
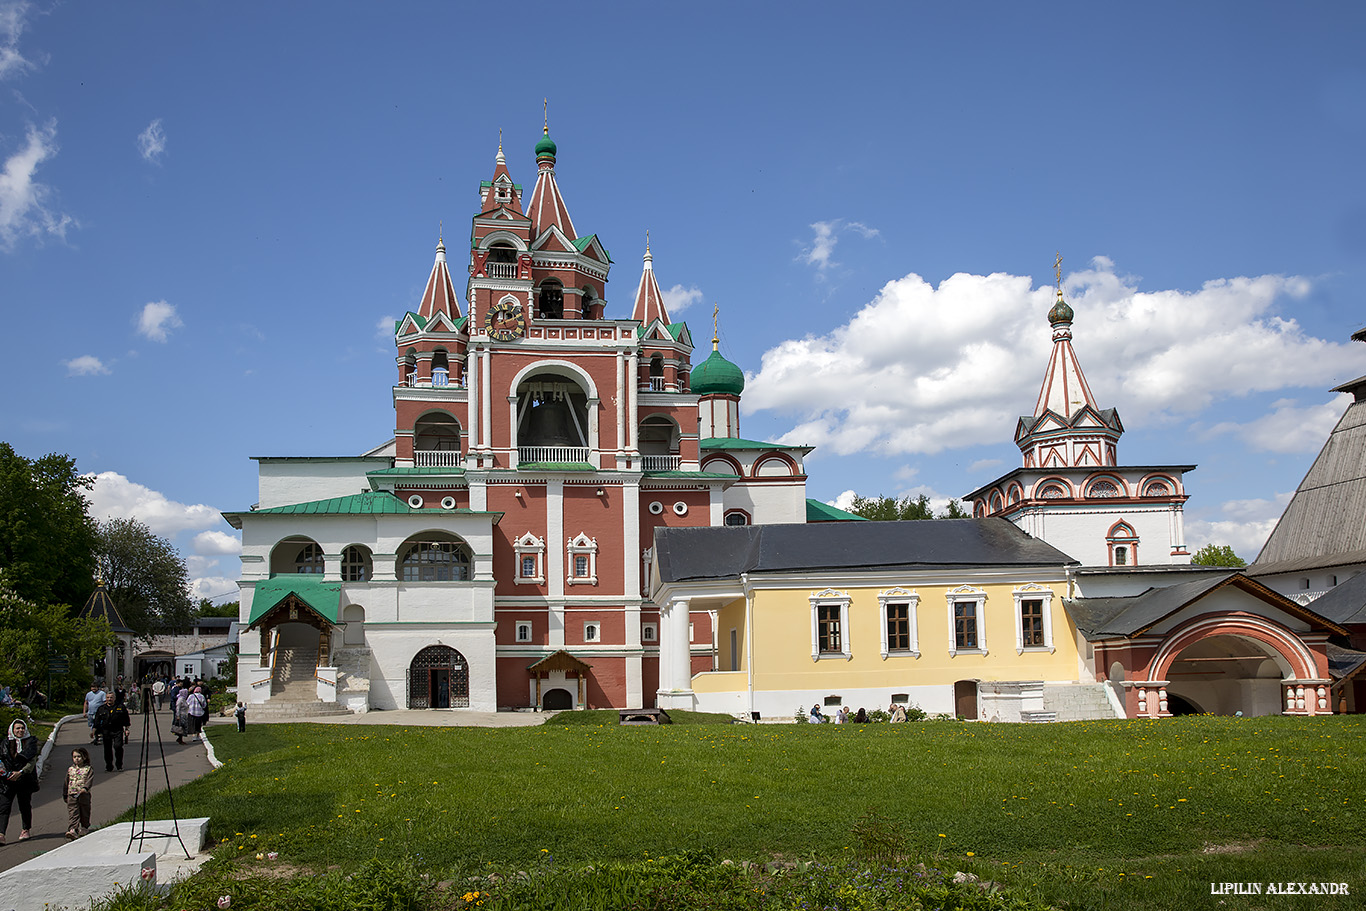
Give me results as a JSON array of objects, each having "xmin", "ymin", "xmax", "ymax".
[
  {"xmin": 615, "ymin": 352, "xmax": 625, "ymax": 464},
  {"xmin": 656, "ymin": 602, "xmax": 673, "ymax": 702},
  {"xmin": 466, "ymin": 348, "xmax": 480, "ymax": 460},
  {"xmin": 657, "ymin": 598, "xmax": 694, "ymax": 710},
  {"xmin": 623, "ymin": 480, "xmax": 641, "ymax": 599},
  {"xmin": 587, "ymin": 397, "xmax": 600, "ymax": 468},
  {"xmin": 627, "ymin": 351, "xmax": 639, "ymax": 454},
  {"xmin": 547, "ymin": 479, "xmax": 565, "ymax": 647},
  {"xmin": 508, "ymin": 395, "xmax": 519, "ymax": 468},
  {"xmin": 481, "ymin": 344, "xmax": 492, "ymax": 452}
]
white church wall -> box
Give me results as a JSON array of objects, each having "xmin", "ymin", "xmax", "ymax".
[
  {"xmin": 728, "ymin": 480, "xmax": 808, "ymax": 525},
  {"xmin": 256, "ymin": 458, "xmax": 386, "ymax": 508},
  {"xmin": 1013, "ymin": 505, "xmax": 1186, "ymax": 566}
]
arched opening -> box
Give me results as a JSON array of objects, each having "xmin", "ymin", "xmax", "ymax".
[
  {"xmin": 517, "ymin": 372, "xmax": 590, "ymax": 460},
  {"xmin": 341, "ymin": 545, "xmax": 372, "ymax": 582},
  {"xmin": 487, "ymin": 241, "xmax": 517, "ymax": 264},
  {"xmin": 581, "ymin": 286, "xmax": 600, "ymax": 320},
  {"xmin": 413, "ymin": 412, "xmax": 461, "ymax": 467},
  {"xmin": 341, "ymin": 604, "xmax": 365, "ymax": 646},
  {"xmin": 402, "ymin": 348, "xmax": 416, "ymax": 387},
  {"xmin": 537, "ymin": 279, "xmax": 564, "ymax": 319},
  {"xmin": 431, "ymin": 349, "xmax": 450, "ymax": 387},
  {"xmin": 648, "ymin": 354, "xmax": 665, "ymax": 391},
  {"xmin": 270, "ymin": 537, "xmax": 325, "ymax": 577},
  {"xmin": 638, "ymin": 415, "xmax": 679, "ymax": 471},
  {"xmin": 543, "ymin": 688, "xmax": 573, "ymax": 711},
  {"xmin": 1163, "ymin": 634, "xmax": 1289, "ymax": 717},
  {"xmin": 407, "ymin": 645, "xmax": 469, "ymax": 708},
  {"xmin": 397, "ymin": 533, "xmax": 473, "ymax": 581}
]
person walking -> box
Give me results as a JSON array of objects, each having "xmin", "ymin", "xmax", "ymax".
[
  {"xmin": 93, "ymin": 693, "xmax": 131, "ymax": 772},
  {"xmin": 83, "ymin": 683, "xmax": 105, "ymax": 744},
  {"xmin": 187, "ymin": 687, "xmax": 208, "ymax": 735},
  {"xmin": 234, "ymin": 702, "xmax": 247, "ymax": 733},
  {"xmin": 152, "ymin": 677, "xmax": 166, "ymax": 710},
  {"xmin": 0, "ymin": 719, "xmax": 39, "ymax": 845},
  {"xmin": 172, "ymin": 687, "xmax": 190, "ymax": 745},
  {"xmin": 62, "ymin": 748, "xmax": 93, "ymax": 839}
]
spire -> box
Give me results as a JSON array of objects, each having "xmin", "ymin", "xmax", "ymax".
[
  {"xmin": 527, "ymin": 112, "xmax": 577, "ymax": 241},
  {"xmin": 631, "ymin": 231, "xmax": 670, "ymax": 325},
  {"xmin": 417, "ymin": 234, "xmax": 463, "ymax": 321},
  {"xmin": 1032, "ymin": 260, "xmax": 1097, "ymax": 420},
  {"xmin": 480, "ymin": 133, "xmax": 523, "ymax": 216}
]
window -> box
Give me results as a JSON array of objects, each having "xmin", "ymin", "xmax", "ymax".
[
  {"xmin": 341, "ymin": 545, "xmax": 371, "ymax": 582},
  {"xmin": 1012, "ymin": 584, "xmax": 1055, "ymax": 654},
  {"xmin": 516, "ymin": 621, "xmax": 532, "ymax": 643},
  {"xmin": 566, "ymin": 533, "xmax": 598, "ymax": 585},
  {"xmin": 295, "ymin": 542, "xmax": 325, "ymax": 574},
  {"xmin": 808, "ymin": 589, "xmax": 852, "ymax": 660},
  {"xmin": 818, "ymin": 605, "xmax": 841, "ymax": 653},
  {"xmin": 642, "ymin": 623, "xmax": 657, "ymax": 643},
  {"xmin": 877, "ymin": 588, "xmax": 920, "ymax": 658},
  {"xmin": 538, "ymin": 280, "xmax": 564, "ymax": 319},
  {"xmin": 398, "ymin": 539, "xmax": 472, "ymax": 581},
  {"xmin": 513, "ymin": 533, "xmax": 545, "ymax": 584},
  {"xmin": 584, "ymin": 622, "xmax": 599, "ymax": 642},
  {"xmin": 724, "ymin": 510, "xmax": 750, "ymax": 526},
  {"xmin": 945, "ymin": 585, "xmax": 987, "ymax": 657},
  {"xmin": 954, "ymin": 602, "xmax": 978, "ymax": 650},
  {"xmin": 1114, "ymin": 546, "xmax": 1127, "ymax": 565}
]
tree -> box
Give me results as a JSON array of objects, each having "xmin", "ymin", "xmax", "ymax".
[
  {"xmin": 0, "ymin": 578, "xmax": 111, "ymax": 701},
  {"xmin": 0, "ymin": 443, "xmax": 98, "ymax": 608},
  {"xmin": 1191, "ymin": 544, "xmax": 1246, "ymax": 567},
  {"xmin": 94, "ymin": 518, "xmax": 195, "ymax": 637},
  {"xmin": 195, "ymin": 598, "xmax": 240, "ymax": 619},
  {"xmin": 847, "ymin": 494, "xmax": 971, "ymax": 521}
]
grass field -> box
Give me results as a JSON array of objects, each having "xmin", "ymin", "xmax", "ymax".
[{"xmin": 119, "ymin": 714, "xmax": 1366, "ymax": 910}]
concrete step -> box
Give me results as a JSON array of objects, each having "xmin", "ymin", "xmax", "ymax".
[{"xmin": 248, "ymin": 701, "xmax": 352, "ymax": 719}]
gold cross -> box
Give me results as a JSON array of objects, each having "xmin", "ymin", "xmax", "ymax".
[{"xmin": 1054, "ymin": 252, "xmax": 1064, "ymax": 299}]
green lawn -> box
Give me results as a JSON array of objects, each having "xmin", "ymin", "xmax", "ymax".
[{"xmin": 121, "ymin": 715, "xmax": 1366, "ymax": 910}]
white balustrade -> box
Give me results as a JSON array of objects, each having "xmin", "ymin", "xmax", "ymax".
[
  {"xmin": 486, "ymin": 262, "xmax": 518, "ymax": 279},
  {"xmin": 519, "ymin": 446, "xmax": 590, "ymax": 464},
  {"xmin": 413, "ymin": 450, "xmax": 463, "ymax": 468},
  {"xmin": 642, "ymin": 455, "xmax": 681, "ymax": 471}
]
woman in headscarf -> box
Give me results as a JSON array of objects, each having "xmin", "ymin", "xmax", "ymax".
[
  {"xmin": 187, "ymin": 686, "xmax": 208, "ymax": 735},
  {"xmin": 1, "ymin": 719, "xmax": 40, "ymax": 844},
  {"xmin": 173, "ymin": 686, "xmax": 190, "ymax": 745}
]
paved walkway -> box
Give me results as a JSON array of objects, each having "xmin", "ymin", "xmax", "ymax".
[{"xmin": 0, "ymin": 710, "xmax": 216, "ymax": 875}]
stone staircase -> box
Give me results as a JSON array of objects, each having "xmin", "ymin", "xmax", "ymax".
[
  {"xmin": 249, "ymin": 647, "xmax": 352, "ymax": 720},
  {"xmin": 1043, "ymin": 682, "xmax": 1123, "ymax": 721}
]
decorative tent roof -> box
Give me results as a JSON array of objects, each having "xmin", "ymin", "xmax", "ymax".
[
  {"xmin": 527, "ymin": 128, "xmax": 577, "ymax": 242},
  {"xmin": 79, "ymin": 582, "xmax": 133, "ymax": 635},
  {"xmin": 246, "ymin": 575, "xmax": 342, "ymax": 627},
  {"xmin": 631, "ymin": 240, "xmax": 671, "ymax": 326},
  {"xmin": 526, "ymin": 649, "xmax": 591, "ymax": 675},
  {"xmin": 416, "ymin": 237, "xmax": 463, "ymax": 321}
]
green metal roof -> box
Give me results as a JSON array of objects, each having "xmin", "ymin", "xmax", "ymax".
[
  {"xmin": 238, "ymin": 491, "xmax": 490, "ymax": 516},
  {"xmin": 479, "ymin": 180, "xmax": 523, "ymax": 191},
  {"xmin": 367, "ymin": 467, "xmax": 467, "ymax": 478},
  {"xmin": 571, "ymin": 234, "xmax": 612, "ymax": 262},
  {"xmin": 643, "ymin": 469, "xmax": 741, "ymax": 480},
  {"xmin": 700, "ymin": 437, "xmax": 811, "ymax": 452},
  {"xmin": 636, "ymin": 321, "xmax": 688, "ymax": 341},
  {"xmin": 690, "ymin": 348, "xmax": 745, "ymax": 396},
  {"xmin": 806, "ymin": 499, "xmax": 869, "ymax": 522},
  {"xmin": 396, "ymin": 311, "xmax": 427, "ymax": 334},
  {"xmin": 247, "ymin": 575, "xmax": 342, "ymax": 626}
]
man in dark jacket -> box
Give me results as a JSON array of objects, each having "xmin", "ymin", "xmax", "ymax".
[{"xmin": 93, "ymin": 692, "xmax": 131, "ymax": 772}]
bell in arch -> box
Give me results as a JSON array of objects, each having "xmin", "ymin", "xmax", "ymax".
[{"xmin": 525, "ymin": 398, "xmax": 579, "ymax": 447}]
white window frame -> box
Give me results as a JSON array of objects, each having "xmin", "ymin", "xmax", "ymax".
[
  {"xmin": 946, "ymin": 584, "xmax": 988, "ymax": 657},
  {"xmin": 583, "ymin": 621, "xmax": 600, "ymax": 643},
  {"xmin": 809, "ymin": 588, "xmax": 852, "ymax": 661},
  {"xmin": 515, "ymin": 619, "xmax": 533, "ymax": 643},
  {"xmin": 513, "ymin": 532, "xmax": 545, "ymax": 585},
  {"xmin": 641, "ymin": 622, "xmax": 658, "ymax": 645},
  {"xmin": 1012, "ymin": 583, "xmax": 1056, "ymax": 654},
  {"xmin": 877, "ymin": 587, "xmax": 920, "ymax": 659},
  {"xmin": 566, "ymin": 533, "xmax": 598, "ymax": 585}
]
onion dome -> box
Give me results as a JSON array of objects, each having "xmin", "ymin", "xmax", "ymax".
[
  {"xmin": 535, "ymin": 127, "xmax": 557, "ymax": 162},
  {"xmin": 1048, "ymin": 294, "xmax": 1074, "ymax": 325},
  {"xmin": 691, "ymin": 345, "xmax": 745, "ymax": 396}
]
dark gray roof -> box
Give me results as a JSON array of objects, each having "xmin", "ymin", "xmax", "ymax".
[
  {"xmin": 1327, "ymin": 643, "xmax": 1366, "ymax": 681},
  {"xmin": 1253, "ymin": 396, "xmax": 1366, "ymax": 575},
  {"xmin": 1301, "ymin": 571, "xmax": 1366, "ymax": 625},
  {"xmin": 78, "ymin": 583, "xmax": 133, "ymax": 634},
  {"xmin": 1064, "ymin": 572, "xmax": 1346, "ymax": 640},
  {"xmin": 654, "ymin": 518, "xmax": 1076, "ymax": 584}
]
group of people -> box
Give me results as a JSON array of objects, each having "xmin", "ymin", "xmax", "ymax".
[
  {"xmin": 0, "ymin": 680, "xmax": 47, "ymax": 714},
  {"xmin": 1, "ymin": 720, "xmax": 97, "ymax": 844},
  {"xmin": 807, "ymin": 702, "xmax": 912, "ymax": 724}
]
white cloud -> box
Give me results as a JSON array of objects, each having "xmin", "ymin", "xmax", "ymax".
[
  {"xmin": 86, "ymin": 471, "xmax": 223, "ymax": 536},
  {"xmin": 64, "ymin": 355, "xmax": 109, "ymax": 376},
  {"xmin": 798, "ymin": 219, "xmax": 880, "ymax": 271},
  {"xmin": 0, "ymin": 0, "xmax": 34, "ymax": 81},
  {"xmin": 193, "ymin": 530, "xmax": 242, "ymax": 555},
  {"xmin": 968, "ymin": 458, "xmax": 1004, "ymax": 473},
  {"xmin": 136, "ymin": 300, "xmax": 183, "ymax": 341},
  {"xmin": 136, "ymin": 118, "xmax": 166, "ymax": 163},
  {"xmin": 747, "ymin": 259, "xmax": 1361, "ymax": 458},
  {"xmin": 662, "ymin": 283, "xmax": 703, "ymax": 316},
  {"xmin": 829, "ymin": 489, "xmax": 858, "ymax": 511},
  {"xmin": 1185, "ymin": 492, "xmax": 1294, "ymax": 563},
  {"xmin": 1204, "ymin": 396, "xmax": 1348, "ymax": 454},
  {"xmin": 189, "ymin": 575, "xmax": 238, "ymax": 603},
  {"xmin": 0, "ymin": 119, "xmax": 74, "ymax": 250},
  {"xmin": 376, "ymin": 315, "xmax": 395, "ymax": 341}
]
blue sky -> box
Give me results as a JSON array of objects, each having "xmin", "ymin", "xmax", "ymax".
[{"xmin": 3, "ymin": 2, "xmax": 1365, "ymax": 601}]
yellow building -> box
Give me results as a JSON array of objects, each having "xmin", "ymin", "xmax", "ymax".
[{"xmin": 650, "ymin": 518, "xmax": 1115, "ymax": 721}]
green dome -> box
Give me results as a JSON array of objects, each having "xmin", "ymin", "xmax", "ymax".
[
  {"xmin": 1048, "ymin": 296, "xmax": 1074, "ymax": 325},
  {"xmin": 535, "ymin": 130, "xmax": 557, "ymax": 159},
  {"xmin": 691, "ymin": 348, "xmax": 745, "ymax": 396}
]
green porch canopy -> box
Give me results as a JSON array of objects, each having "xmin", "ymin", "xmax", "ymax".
[{"xmin": 247, "ymin": 574, "xmax": 342, "ymax": 627}]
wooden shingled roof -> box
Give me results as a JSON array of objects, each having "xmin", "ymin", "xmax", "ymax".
[
  {"xmin": 79, "ymin": 582, "xmax": 133, "ymax": 634},
  {"xmin": 1252, "ymin": 374, "xmax": 1366, "ymax": 575},
  {"xmin": 526, "ymin": 649, "xmax": 591, "ymax": 675}
]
